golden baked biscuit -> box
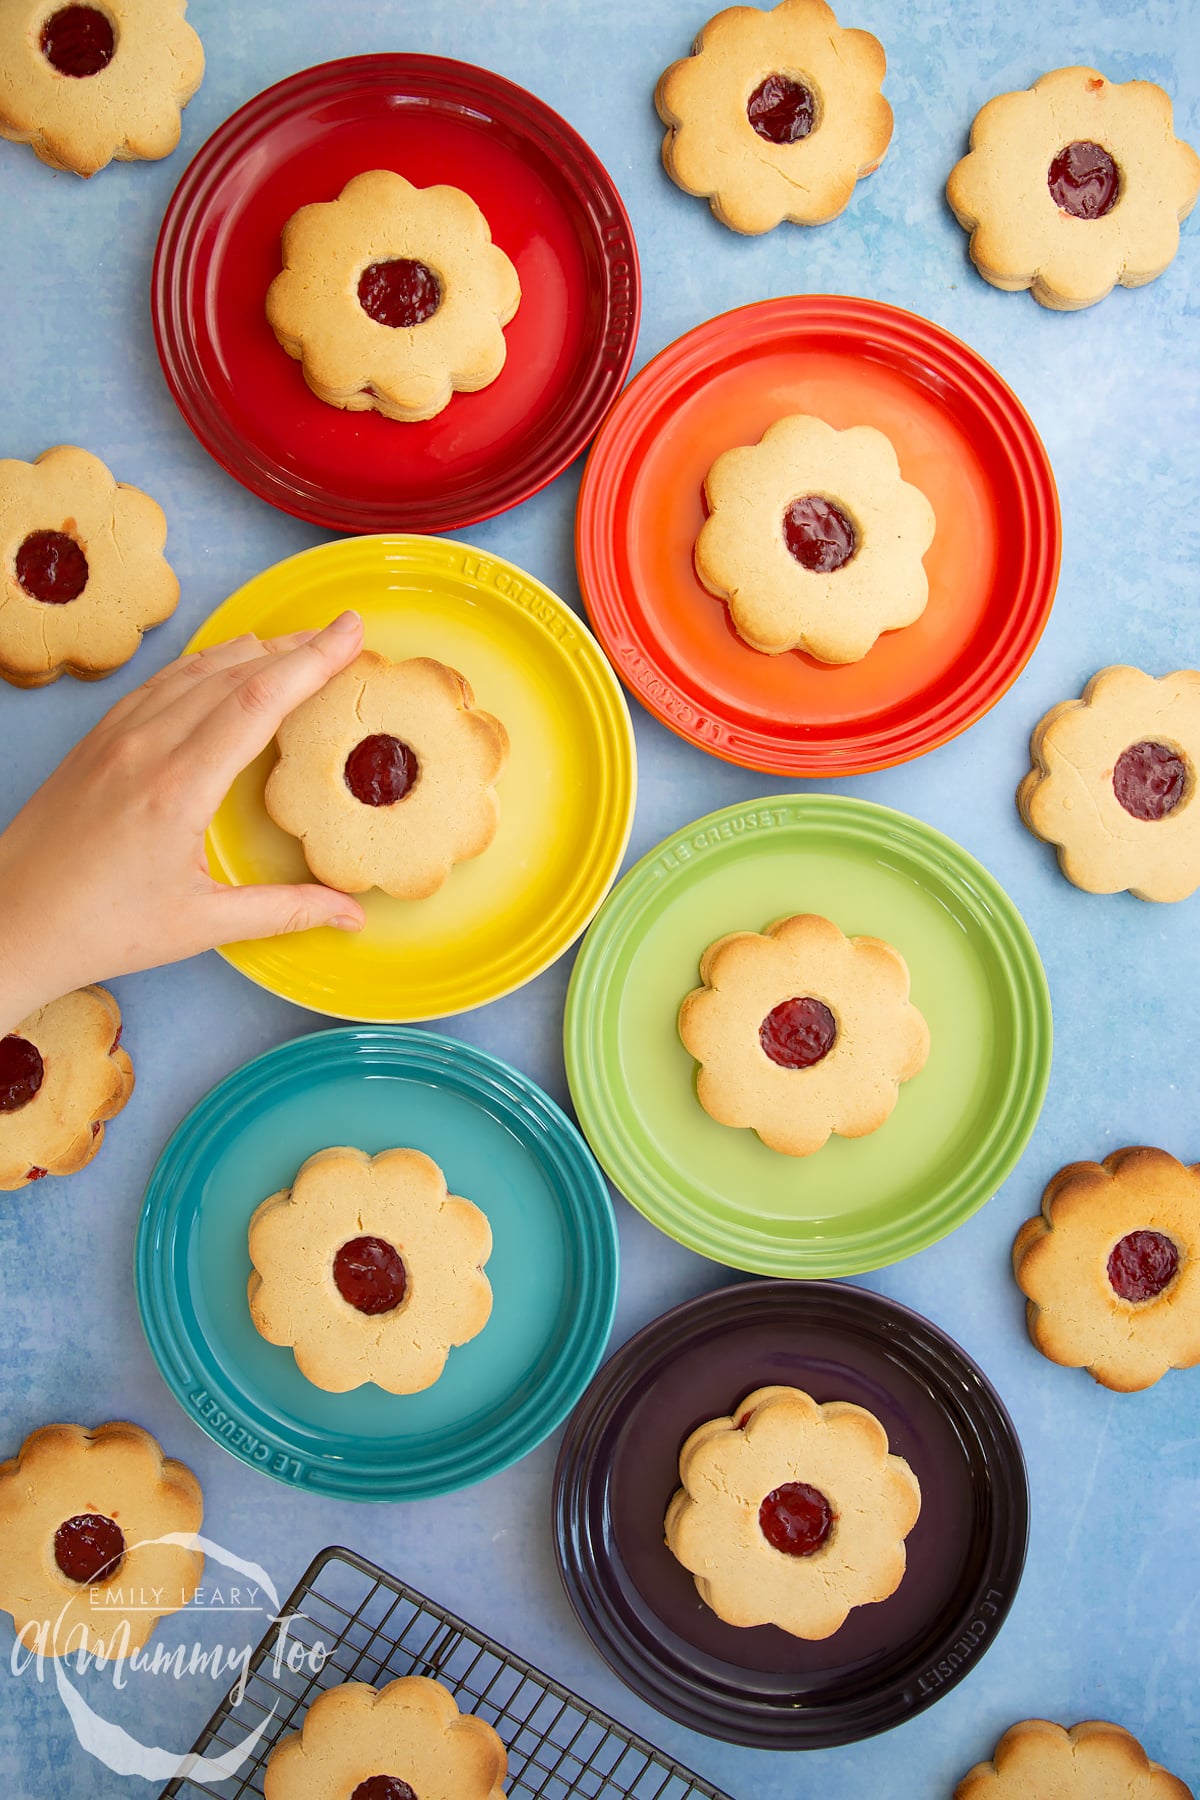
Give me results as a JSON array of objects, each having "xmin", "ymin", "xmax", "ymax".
[
  {"xmin": 263, "ymin": 1676, "xmax": 507, "ymax": 1800},
  {"xmin": 0, "ymin": 986, "xmax": 134, "ymax": 1191},
  {"xmin": 665, "ymin": 1385, "xmax": 920, "ymax": 1639},
  {"xmin": 264, "ymin": 650, "xmax": 509, "ymax": 901},
  {"xmin": 266, "ymin": 169, "xmax": 521, "ymax": 422},
  {"xmin": 656, "ymin": 0, "xmax": 891, "ymax": 233},
  {"xmin": 248, "ymin": 1146, "xmax": 493, "ymax": 1395},
  {"xmin": 947, "ymin": 68, "xmax": 1200, "ymax": 310},
  {"xmin": 678, "ymin": 913, "xmax": 929, "ymax": 1157},
  {"xmin": 0, "ymin": 446, "xmax": 178, "ymax": 688},
  {"xmin": 955, "ymin": 1718, "xmax": 1192, "ymax": 1800},
  {"xmin": 0, "ymin": 0, "xmax": 204, "ymax": 177},
  {"xmin": 1018, "ymin": 666, "xmax": 1200, "ymax": 902},
  {"xmin": 695, "ymin": 413, "xmax": 936, "ymax": 661},
  {"xmin": 0, "ymin": 1421, "xmax": 202, "ymax": 1660},
  {"xmin": 1014, "ymin": 1147, "xmax": 1200, "ymax": 1393}
]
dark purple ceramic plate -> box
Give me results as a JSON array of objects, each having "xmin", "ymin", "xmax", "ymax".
[{"xmin": 552, "ymin": 1279, "xmax": 1027, "ymax": 1749}]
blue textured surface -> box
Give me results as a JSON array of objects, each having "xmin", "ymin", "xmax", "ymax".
[{"xmin": 1, "ymin": 1, "xmax": 1198, "ymax": 1795}]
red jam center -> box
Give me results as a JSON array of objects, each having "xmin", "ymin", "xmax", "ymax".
[
  {"xmin": 0, "ymin": 1035, "xmax": 44, "ymax": 1113},
  {"xmin": 40, "ymin": 6, "xmax": 115, "ymax": 78},
  {"xmin": 1107, "ymin": 1230, "xmax": 1179, "ymax": 1303},
  {"xmin": 747, "ymin": 74, "xmax": 816, "ymax": 144},
  {"xmin": 351, "ymin": 1782, "xmax": 418, "ymax": 1800},
  {"xmin": 15, "ymin": 531, "xmax": 89, "ymax": 604},
  {"xmin": 759, "ymin": 1482, "xmax": 834, "ymax": 1556},
  {"xmin": 1112, "ymin": 741, "xmax": 1188, "ymax": 821},
  {"xmin": 54, "ymin": 1514, "xmax": 125, "ymax": 1585},
  {"xmin": 357, "ymin": 260, "xmax": 442, "ymax": 329},
  {"xmin": 783, "ymin": 497, "xmax": 857, "ymax": 573},
  {"xmin": 333, "ymin": 1237, "xmax": 407, "ymax": 1316},
  {"xmin": 1047, "ymin": 141, "xmax": 1119, "ymax": 219},
  {"xmin": 343, "ymin": 735, "xmax": 419, "ymax": 807},
  {"xmin": 760, "ymin": 998, "xmax": 837, "ymax": 1069}
]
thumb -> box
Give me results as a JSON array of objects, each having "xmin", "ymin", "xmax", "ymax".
[{"xmin": 206, "ymin": 881, "xmax": 366, "ymax": 946}]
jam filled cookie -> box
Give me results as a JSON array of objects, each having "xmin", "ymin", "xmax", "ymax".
[
  {"xmin": 265, "ymin": 650, "xmax": 508, "ymax": 901},
  {"xmin": 695, "ymin": 413, "xmax": 936, "ymax": 661},
  {"xmin": 655, "ymin": 0, "xmax": 892, "ymax": 234},
  {"xmin": 0, "ymin": 985, "xmax": 134, "ymax": 1191},
  {"xmin": 1013, "ymin": 1146, "xmax": 1200, "ymax": 1393},
  {"xmin": 946, "ymin": 68, "xmax": 1200, "ymax": 311},
  {"xmin": 0, "ymin": 2, "xmax": 204, "ymax": 178},
  {"xmin": 266, "ymin": 169, "xmax": 521, "ymax": 423},
  {"xmin": 263, "ymin": 1675, "xmax": 507, "ymax": 1800},
  {"xmin": 0, "ymin": 1420, "xmax": 203, "ymax": 1660},
  {"xmin": 678, "ymin": 913, "xmax": 929, "ymax": 1157},
  {"xmin": 248, "ymin": 1146, "xmax": 493, "ymax": 1395},
  {"xmin": 954, "ymin": 1718, "xmax": 1193, "ymax": 1800},
  {"xmin": 664, "ymin": 1385, "xmax": 920, "ymax": 1640},
  {"xmin": 0, "ymin": 444, "xmax": 178, "ymax": 688},
  {"xmin": 1018, "ymin": 666, "xmax": 1200, "ymax": 902}
]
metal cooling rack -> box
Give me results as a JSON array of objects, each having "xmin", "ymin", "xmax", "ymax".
[{"xmin": 160, "ymin": 1544, "xmax": 733, "ymax": 1800}]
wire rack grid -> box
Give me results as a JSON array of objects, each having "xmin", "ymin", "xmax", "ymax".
[{"xmin": 158, "ymin": 1544, "xmax": 734, "ymax": 1800}]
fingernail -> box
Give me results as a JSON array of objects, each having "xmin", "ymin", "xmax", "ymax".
[
  {"xmin": 331, "ymin": 914, "xmax": 364, "ymax": 932},
  {"xmin": 325, "ymin": 611, "xmax": 361, "ymax": 636}
]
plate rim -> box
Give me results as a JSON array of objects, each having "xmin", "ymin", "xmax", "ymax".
[
  {"xmin": 187, "ymin": 531, "xmax": 638, "ymax": 1023},
  {"xmin": 563, "ymin": 791, "xmax": 1052, "ymax": 1277},
  {"xmin": 552, "ymin": 1276, "xmax": 1030, "ymax": 1749},
  {"xmin": 152, "ymin": 51, "xmax": 641, "ymax": 534},
  {"xmin": 575, "ymin": 292, "xmax": 1061, "ymax": 776},
  {"xmin": 134, "ymin": 1024, "xmax": 621, "ymax": 1501}
]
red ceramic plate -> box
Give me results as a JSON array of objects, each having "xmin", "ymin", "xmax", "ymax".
[
  {"xmin": 576, "ymin": 296, "xmax": 1060, "ymax": 776},
  {"xmin": 153, "ymin": 56, "xmax": 640, "ymax": 534}
]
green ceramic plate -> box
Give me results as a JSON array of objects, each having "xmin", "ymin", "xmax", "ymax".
[{"xmin": 564, "ymin": 796, "xmax": 1051, "ymax": 1277}]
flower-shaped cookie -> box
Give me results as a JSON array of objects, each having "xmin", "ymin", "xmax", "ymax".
[
  {"xmin": 655, "ymin": 0, "xmax": 892, "ymax": 233},
  {"xmin": 264, "ymin": 1676, "xmax": 507, "ymax": 1800},
  {"xmin": 0, "ymin": 2, "xmax": 204, "ymax": 178},
  {"xmin": 1013, "ymin": 1147, "xmax": 1200, "ymax": 1393},
  {"xmin": 266, "ymin": 169, "xmax": 521, "ymax": 423},
  {"xmin": 1018, "ymin": 666, "xmax": 1200, "ymax": 902},
  {"xmin": 0, "ymin": 1420, "xmax": 203, "ymax": 1660},
  {"xmin": 0, "ymin": 986, "xmax": 134, "ymax": 1191},
  {"xmin": 695, "ymin": 414, "xmax": 936, "ymax": 662},
  {"xmin": 678, "ymin": 914, "xmax": 929, "ymax": 1157},
  {"xmin": 265, "ymin": 650, "xmax": 508, "ymax": 901},
  {"xmin": 955, "ymin": 1718, "xmax": 1192, "ymax": 1800},
  {"xmin": 665, "ymin": 1385, "xmax": 920, "ymax": 1639},
  {"xmin": 248, "ymin": 1146, "xmax": 493, "ymax": 1395},
  {"xmin": 946, "ymin": 68, "xmax": 1200, "ymax": 310},
  {"xmin": 0, "ymin": 445, "xmax": 178, "ymax": 688}
]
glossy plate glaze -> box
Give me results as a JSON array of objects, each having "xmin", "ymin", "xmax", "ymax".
[
  {"xmin": 576, "ymin": 296, "xmax": 1060, "ymax": 775},
  {"xmin": 153, "ymin": 55, "xmax": 640, "ymax": 533},
  {"xmin": 188, "ymin": 534, "xmax": 636, "ymax": 1021},
  {"xmin": 553, "ymin": 1279, "xmax": 1028, "ymax": 1748},
  {"xmin": 136, "ymin": 1028, "xmax": 619, "ymax": 1501},
  {"xmin": 564, "ymin": 795, "xmax": 1051, "ymax": 1277}
]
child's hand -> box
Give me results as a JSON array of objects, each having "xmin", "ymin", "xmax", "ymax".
[{"xmin": 0, "ymin": 613, "xmax": 368, "ymax": 1032}]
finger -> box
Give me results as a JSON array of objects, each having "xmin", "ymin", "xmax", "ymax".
[
  {"xmin": 117, "ymin": 630, "xmax": 322, "ymax": 736},
  {"xmin": 182, "ymin": 612, "xmax": 365, "ymax": 805},
  {"xmin": 203, "ymin": 879, "xmax": 366, "ymax": 946}
]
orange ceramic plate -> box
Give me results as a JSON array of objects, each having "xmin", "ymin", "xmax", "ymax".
[{"xmin": 576, "ymin": 296, "xmax": 1060, "ymax": 776}]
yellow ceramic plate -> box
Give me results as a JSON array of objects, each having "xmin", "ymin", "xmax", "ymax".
[{"xmin": 188, "ymin": 535, "xmax": 637, "ymax": 1020}]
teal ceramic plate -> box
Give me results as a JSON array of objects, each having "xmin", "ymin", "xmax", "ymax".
[
  {"xmin": 564, "ymin": 796, "xmax": 1051, "ymax": 1278},
  {"xmin": 136, "ymin": 1028, "xmax": 618, "ymax": 1500}
]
